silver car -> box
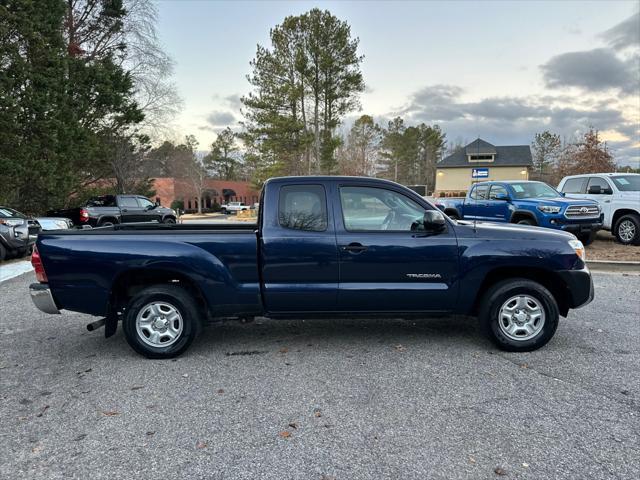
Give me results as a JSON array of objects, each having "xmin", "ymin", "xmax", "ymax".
[{"xmin": 0, "ymin": 207, "xmax": 41, "ymax": 261}]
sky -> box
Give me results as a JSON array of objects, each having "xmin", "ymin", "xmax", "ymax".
[{"xmin": 154, "ymin": 0, "xmax": 640, "ymax": 166}]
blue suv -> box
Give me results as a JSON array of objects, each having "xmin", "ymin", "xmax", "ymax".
[{"xmin": 437, "ymin": 181, "xmax": 603, "ymax": 244}]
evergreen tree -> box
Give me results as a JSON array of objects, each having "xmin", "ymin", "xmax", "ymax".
[{"xmin": 204, "ymin": 127, "xmax": 238, "ymax": 180}]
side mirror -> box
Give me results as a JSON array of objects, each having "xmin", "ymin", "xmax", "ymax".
[
  {"xmin": 494, "ymin": 193, "xmax": 510, "ymax": 201},
  {"xmin": 155, "ymin": 200, "xmax": 161, "ymax": 207},
  {"xmin": 423, "ymin": 210, "xmax": 446, "ymax": 232},
  {"xmin": 588, "ymin": 185, "xmax": 602, "ymax": 195}
]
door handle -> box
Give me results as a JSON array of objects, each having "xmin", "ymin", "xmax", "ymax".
[
  {"xmin": 122, "ymin": 209, "xmax": 128, "ymax": 212},
  {"xmin": 342, "ymin": 242, "xmax": 368, "ymax": 254}
]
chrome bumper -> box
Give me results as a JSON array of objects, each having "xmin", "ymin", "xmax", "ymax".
[{"xmin": 29, "ymin": 283, "xmax": 60, "ymax": 314}]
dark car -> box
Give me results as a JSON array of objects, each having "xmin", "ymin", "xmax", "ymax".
[
  {"xmin": 0, "ymin": 206, "xmax": 41, "ymax": 261},
  {"xmin": 48, "ymin": 195, "xmax": 177, "ymax": 228},
  {"xmin": 30, "ymin": 176, "xmax": 593, "ymax": 359}
]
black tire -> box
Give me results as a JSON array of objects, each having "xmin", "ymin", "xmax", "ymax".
[
  {"xmin": 163, "ymin": 217, "xmax": 176, "ymax": 224},
  {"xmin": 479, "ymin": 278, "xmax": 559, "ymax": 352},
  {"xmin": 98, "ymin": 219, "xmax": 116, "ymax": 227},
  {"xmin": 577, "ymin": 231, "xmax": 596, "ymax": 246},
  {"xmin": 517, "ymin": 218, "xmax": 535, "ymax": 226},
  {"xmin": 614, "ymin": 214, "xmax": 640, "ymax": 246},
  {"xmin": 221, "ymin": 208, "xmax": 227, "ymax": 215},
  {"xmin": 122, "ymin": 285, "xmax": 202, "ymax": 359},
  {"xmin": 446, "ymin": 212, "xmax": 460, "ymax": 220},
  {"xmin": 0, "ymin": 243, "xmax": 6, "ymax": 262}
]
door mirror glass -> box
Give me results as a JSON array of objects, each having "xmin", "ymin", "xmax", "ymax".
[{"xmin": 421, "ymin": 210, "xmax": 446, "ymax": 233}]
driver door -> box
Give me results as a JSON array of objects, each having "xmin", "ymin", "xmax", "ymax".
[{"xmin": 335, "ymin": 185, "xmax": 459, "ymax": 312}]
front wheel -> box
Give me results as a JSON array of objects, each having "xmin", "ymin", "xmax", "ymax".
[
  {"xmin": 122, "ymin": 285, "xmax": 202, "ymax": 359},
  {"xmin": 479, "ymin": 278, "xmax": 559, "ymax": 352},
  {"xmin": 517, "ymin": 218, "xmax": 535, "ymax": 226},
  {"xmin": 614, "ymin": 214, "xmax": 640, "ymax": 245}
]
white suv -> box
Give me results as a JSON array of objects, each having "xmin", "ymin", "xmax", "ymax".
[{"xmin": 557, "ymin": 173, "xmax": 640, "ymax": 245}]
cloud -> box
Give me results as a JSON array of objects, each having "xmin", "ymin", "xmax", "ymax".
[
  {"xmin": 205, "ymin": 110, "xmax": 236, "ymax": 127},
  {"xmin": 600, "ymin": 11, "xmax": 640, "ymax": 50},
  {"xmin": 211, "ymin": 93, "xmax": 243, "ymax": 111},
  {"xmin": 541, "ymin": 48, "xmax": 638, "ymax": 94},
  {"xmin": 396, "ymin": 83, "xmax": 638, "ymax": 166}
]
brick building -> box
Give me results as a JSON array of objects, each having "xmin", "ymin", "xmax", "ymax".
[{"xmin": 152, "ymin": 178, "xmax": 260, "ymax": 210}]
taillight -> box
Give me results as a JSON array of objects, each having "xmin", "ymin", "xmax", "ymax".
[
  {"xmin": 80, "ymin": 208, "xmax": 89, "ymax": 222},
  {"xmin": 31, "ymin": 246, "xmax": 48, "ymax": 283}
]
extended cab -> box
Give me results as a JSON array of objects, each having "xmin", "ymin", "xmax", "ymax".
[
  {"xmin": 48, "ymin": 195, "xmax": 177, "ymax": 228},
  {"xmin": 437, "ymin": 181, "xmax": 602, "ymax": 244},
  {"xmin": 30, "ymin": 177, "xmax": 594, "ymax": 358},
  {"xmin": 558, "ymin": 173, "xmax": 640, "ymax": 245}
]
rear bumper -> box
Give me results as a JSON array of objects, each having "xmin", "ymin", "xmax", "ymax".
[
  {"xmin": 558, "ymin": 267, "xmax": 594, "ymax": 309},
  {"xmin": 29, "ymin": 283, "xmax": 60, "ymax": 314}
]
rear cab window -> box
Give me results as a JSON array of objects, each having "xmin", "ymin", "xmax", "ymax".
[
  {"xmin": 561, "ymin": 178, "xmax": 586, "ymax": 194},
  {"xmin": 278, "ymin": 185, "xmax": 327, "ymax": 232}
]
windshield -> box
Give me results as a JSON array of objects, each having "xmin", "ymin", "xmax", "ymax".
[
  {"xmin": 509, "ymin": 182, "xmax": 559, "ymax": 199},
  {"xmin": 610, "ymin": 175, "xmax": 640, "ymax": 192},
  {"xmin": 0, "ymin": 207, "xmax": 25, "ymax": 218}
]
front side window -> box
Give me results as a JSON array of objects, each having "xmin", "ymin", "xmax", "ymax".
[
  {"xmin": 137, "ymin": 198, "xmax": 155, "ymax": 209},
  {"xmin": 587, "ymin": 177, "xmax": 612, "ymax": 193},
  {"xmin": 278, "ymin": 185, "xmax": 327, "ymax": 232},
  {"xmin": 340, "ymin": 186, "xmax": 425, "ymax": 231},
  {"xmin": 561, "ymin": 178, "xmax": 585, "ymax": 194},
  {"xmin": 470, "ymin": 185, "xmax": 488, "ymax": 200},
  {"xmin": 488, "ymin": 185, "xmax": 508, "ymax": 200},
  {"xmin": 510, "ymin": 182, "xmax": 559, "ymax": 199},
  {"xmin": 119, "ymin": 197, "xmax": 139, "ymax": 208}
]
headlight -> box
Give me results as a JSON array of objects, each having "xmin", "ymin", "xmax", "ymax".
[
  {"xmin": 55, "ymin": 220, "xmax": 68, "ymax": 229},
  {"xmin": 537, "ymin": 205, "xmax": 561, "ymax": 214},
  {"xmin": 0, "ymin": 218, "xmax": 25, "ymax": 226},
  {"xmin": 568, "ymin": 239, "xmax": 586, "ymax": 261}
]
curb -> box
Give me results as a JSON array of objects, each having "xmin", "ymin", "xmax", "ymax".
[{"xmin": 587, "ymin": 260, "xmax": 640, "ymax": 273}]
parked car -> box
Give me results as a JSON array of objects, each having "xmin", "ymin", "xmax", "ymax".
[
  {"xmin": 48, "ymin": 195, "xmax": 177, "ymax": 228},
  {"xmin": 557, "ymin": 173, "xmax": 640, "ymax": 245},
  {"xmin": 436, "ymin": 181, "xmax": 602, "ymax": 245},
  {"xmin": 35, "ymin": 217, "xmax": 74, "ymax": 231},
  {"xmin": 30, "ymin": 176, "xmax": 593, "ymax": 358},
  {"xmin": 0, "ymin": 207, "xmax": 41, "ymax": 261},
  {"xmin": 220, "ymin": 201, "xmax": 249, "ymax": 214}
]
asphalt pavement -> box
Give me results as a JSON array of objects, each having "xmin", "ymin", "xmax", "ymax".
[{"xmin": 1, "ymin": 271, "xmax": 639, "ymax": 479}]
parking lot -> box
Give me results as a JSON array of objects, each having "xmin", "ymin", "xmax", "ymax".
[{"xmin": 1, "ymin": 270, "xmax": 639, "ymax": 479}]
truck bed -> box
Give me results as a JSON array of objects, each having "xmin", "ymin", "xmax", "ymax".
[{"xmin": 37, "ymin": 223, "xmax": 262, "ymax": 318}]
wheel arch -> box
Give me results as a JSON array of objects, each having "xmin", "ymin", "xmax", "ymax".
[
  {"xmin": 472, "ymin": 266, "xmax": 571, "ymax": 317},
  {"xmin": 612, "ymin": 208, "xmax": 639, "ymax": 229},
  {"xmin": 509, "ymin": 210, "xmax": 538, "ymax": 225},
  {"xmin": 108, "ymin": 268, "xmax": 209, "ymax": 332},
  {"xmin": 98, "ymin": 215, "xmax": 119, "ymax": 226}
]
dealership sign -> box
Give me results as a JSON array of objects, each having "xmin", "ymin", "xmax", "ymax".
[{"xmin": 472, "ymin": 168, "xmax": 489, "ymax": 178}]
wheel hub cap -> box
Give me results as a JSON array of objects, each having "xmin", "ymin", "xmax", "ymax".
[
  {"xmin": 498, "ymin": 295, "xmax": 545, "ymax": 341},
  {"xmin": 136, "ymin": 302, "xmax": 183, "ymax": 347}
]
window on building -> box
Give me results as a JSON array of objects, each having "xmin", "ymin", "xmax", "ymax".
[{"xmin": 468, "ymin": 154, "xmax": 494, "ymax": 162}]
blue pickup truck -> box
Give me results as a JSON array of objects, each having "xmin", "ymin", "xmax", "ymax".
[
  {"xmin": 30, "ymin": 176, "xmax": 593, "ymax": 358},
  {"xmin": 436, "ymin": 181, "xmax": 602, "ymax": 244}
]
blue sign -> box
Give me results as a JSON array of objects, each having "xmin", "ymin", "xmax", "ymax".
[{"xmin": 472, "ymin": 168, "xmax": 489, "ymax": 178}]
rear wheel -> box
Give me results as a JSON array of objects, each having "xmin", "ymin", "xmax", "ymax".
[
  {"xmin": 479, "ymin": 278, "xmax": 559, "ymax": 352},
  {"xmin": 98, "ymin": 219, "xmax": 116, "ymax": 227},
  {"xmin": 0, "ymin": 243, "xmax": 6, "ymax": 262},
  {"xmin": 122, "ymin": 285, "xmax": 202, "ymax": 359},
  {"xmin": 614, "ymin": 214, "xmax": 640, "ymax": 245}
]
